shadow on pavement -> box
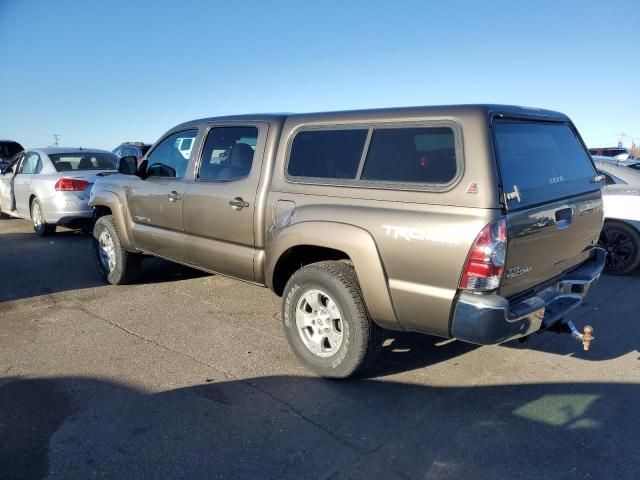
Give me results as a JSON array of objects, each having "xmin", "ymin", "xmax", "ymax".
[
  {"xmin": 363, "ymin": 332, "xmax": 478, "ymax": 379},
  {"xmin": 363, "ymin": 288, "xmax": 639, "ymax": 378},
  {"xmin": 0, "ymin": 375, "xmax": 637, "ymax": 480},
  {"xmin": 0, "ymin": 230, "xmax": 209, "ymax": 303},
  {"xmin": 499, "ymin": 272, "xmax": 640, "ymax": 363}
]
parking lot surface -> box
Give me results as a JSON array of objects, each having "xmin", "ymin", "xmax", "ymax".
[{"xmin": 1, "ymin": 217, "xmax": 639, "ymax": 479}]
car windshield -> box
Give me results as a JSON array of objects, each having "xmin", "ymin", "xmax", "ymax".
[{"xmin": 49, "ymin": 152, "xmax": 118, "ymax": 172}]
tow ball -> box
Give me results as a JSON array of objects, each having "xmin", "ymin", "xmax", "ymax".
[{"xmin": 566, "ymin": 320, "xmax": 594, "ymax": 351}]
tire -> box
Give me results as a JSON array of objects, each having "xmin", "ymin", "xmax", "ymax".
[
  {"xmin": 282, "ymin": 261, "xmax": 383, "ymax": 378},
  {"xmin": 93, "ymin": 215, "xmax": 142, "ymax": 285},
  {"xmin": 31, "ymin": 198, "xmax": 56, "ymax": 236},
  {"xmin": 599, "ymin": 221, "xmax": 640, "ymax": 275}
]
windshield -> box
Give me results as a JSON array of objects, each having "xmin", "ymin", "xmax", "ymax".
[
  {"xmin": 49, "ymin": 152, "xmax": 118, "ymax": 172},
  {"xmin": 494, "ymin": 121, "xmax": 596, "ymax": 205}
]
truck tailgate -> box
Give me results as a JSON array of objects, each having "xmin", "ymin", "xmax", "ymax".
[
  {"xmin": 492, "ymin": 119, "xmax": 604, "ymax": 298},
  {"xmin": 500, "ymin": 190, "xmax": 602, "ymax": 298}
]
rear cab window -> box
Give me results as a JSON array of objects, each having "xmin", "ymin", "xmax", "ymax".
[{"xmin": 493, "ymin": 121, "xmax": 598, "ymax": 206}]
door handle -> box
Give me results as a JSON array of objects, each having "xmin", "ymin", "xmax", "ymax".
[
  {"xmin": 229, "ymin": 197, "xmax": 249, "ymax": 210},
  {"xmin": 167, "ymin": 191, "xmax": 182, "ymax": 202}
]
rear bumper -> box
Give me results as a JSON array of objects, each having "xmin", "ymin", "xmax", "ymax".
[
  {"xmin": 41, "ymin": 193, "xmax": 92, "ymax": 224},
  {"xmin": 450, "ymin": 247, "xmax": 606, "ymax": 345}
]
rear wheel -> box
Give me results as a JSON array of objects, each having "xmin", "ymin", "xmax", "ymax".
[
  {"xmin": 31, "ymin": 198, "xmax": 56, "ymax": 236},
  {"xmin": 282, "ymin": 261, "xmax": 382, "ymax": 378},
  {"xmin": 93, "ymin": 215, "xmax": 142, "ymax": 284},
  {"xmin": 599, "ymin": 221, "xmax": 640, "ymax": 275}
]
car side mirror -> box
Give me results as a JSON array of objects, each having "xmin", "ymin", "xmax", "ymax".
[{"xmin": 118, "ymin": 156, "xmax": 138, "ymax": 175}]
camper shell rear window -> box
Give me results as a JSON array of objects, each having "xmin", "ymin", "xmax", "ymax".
[{"xmin": 493, "ymin": 120, "xmax": 597, "ymax": 206}]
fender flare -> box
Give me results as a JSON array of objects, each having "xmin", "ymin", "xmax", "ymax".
[
  {"xmin": 89, "ymin": 190, "xmax": 135, "ymax": 251},
  {"xmin": 266, "ymin": 221, "xmax": 403, "ymax": 331}
]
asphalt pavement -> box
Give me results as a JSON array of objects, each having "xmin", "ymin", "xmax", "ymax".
[{"xmin": 0, "ymin": 217, "xmax": 639, "ymax": 479}]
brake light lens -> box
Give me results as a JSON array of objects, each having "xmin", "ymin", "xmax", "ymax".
[
  {"xmin": 54, "ymin": 178, "xmax": 90, "ymax": 191},
  {"xmin": 459, "ymin": 218, "xmax": 507, "ymax": 292}
]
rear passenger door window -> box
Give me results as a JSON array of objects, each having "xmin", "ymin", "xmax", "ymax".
[
  {"xmin": 361, "ymin": 127, "xmax": 457, "ymax": 184},
  {"xmin": 198, "ymin": 126, "xmax": 258, "ymax": 182},
  {"xmin": 287, "ymin": 129, "xmax": 368, "ymax": 180},
  {"xmin": 20, "ymin": 153, "xmax": 40, "ymax": 174},
  {"xmin": 146, "ymin": 130, "xmax": 197, "ymax": 179}
]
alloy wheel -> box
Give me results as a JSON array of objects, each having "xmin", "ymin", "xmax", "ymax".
[
  {"xmin": 295, "ymin": 289, "xmax": 344, "ymax": 357},
  {"xmin": 600, "ymin": 227, "xmax": 636, "ymax": 272},
  {"xmin": 32, "ymin": 202, "xmax": 43, "ymax": 229},
  {"xmin": 98, "ymin": 230, "xmax": 116, "ymax": 272}
]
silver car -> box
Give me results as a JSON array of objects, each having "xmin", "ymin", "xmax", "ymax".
[
  {"xmin": 594, "ymin": 158, "xmax": 640, "ymax": 275},
  {"xmin": 0, "ymin": 147, "xmax": 117, "ymax": 235}
]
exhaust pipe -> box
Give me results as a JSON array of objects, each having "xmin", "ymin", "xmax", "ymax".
[{"xmin": 565, "ymin": 320, "xmax": 594, "ymax": 351}]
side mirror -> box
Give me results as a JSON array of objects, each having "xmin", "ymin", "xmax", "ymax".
[{"xmin": 118, "ymin": 156, "xmax": 138, "ymax": 175}]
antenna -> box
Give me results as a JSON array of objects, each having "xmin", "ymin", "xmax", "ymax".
[
  {"xmin": 53, "ymin": 134, "xmax": 60, "ymax": 146},
  {"xmin": 618, "ymin": 133, "xmax": 626, "ymax": 148}
]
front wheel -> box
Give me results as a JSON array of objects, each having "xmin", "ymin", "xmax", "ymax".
[
  {"xmin": 599, "ymin": 221, "xmax": 640, "ymax": 275},
  {"xmin": 282, "ymin": 261, "xmax": 382, "ymax": 378},
  {"xmin": 93, "ymin": 215, "xmax": 142, "ymax": 284},
  {"xmin": 31, "ymin": 198, "xmax": 56, "ymax": 236}
]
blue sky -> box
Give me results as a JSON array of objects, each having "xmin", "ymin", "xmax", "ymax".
[{"xmin": 1, "ymin": 0, "xmax": 638, "ymax": 150}]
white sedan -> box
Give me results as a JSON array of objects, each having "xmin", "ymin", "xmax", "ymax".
[
  {"xmin": 0, "ymin": 147, "xmax": 117, "ymax": 235},
  {"xmin": 594, "ymin": 158, "xmax": 640, "ymax": 275}
]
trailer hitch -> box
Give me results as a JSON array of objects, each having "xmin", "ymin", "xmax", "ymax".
[{"xmin": 565, "ymin": 320, "xmax": 594, "ymax": 351}]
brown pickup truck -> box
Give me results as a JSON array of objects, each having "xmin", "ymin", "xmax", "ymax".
[{"xmin": 89, "ymin": 105, "xmax": 606, "ymax": 378}]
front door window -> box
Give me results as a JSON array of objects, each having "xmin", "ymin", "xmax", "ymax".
[{"xmin": 146, "ymin": 130, "xmax": 198, "ymax": 179}]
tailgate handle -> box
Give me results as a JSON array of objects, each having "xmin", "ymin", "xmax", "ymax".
[{"xmin": 555, "ymin": 208, "xmax": 573, "ymax": 229}]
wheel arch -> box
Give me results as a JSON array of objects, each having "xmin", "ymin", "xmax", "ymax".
[
  {"xmin": 604, "ymin": 218, "xmax": 640, "ymax": 232},
  {"xmin": 271, "ymin": 245, "xmax": 351, "ymax": 295},
  {"xmin": 266, "ymin": 221, "xmax": 402, "ymax": 331},
  {"xmin": 89, "ymin": 191, "xmax": 135, "ymax": 251},
  {"xmin": 93, "ymin": 205, "xmax": 113, "ymax": 219}
]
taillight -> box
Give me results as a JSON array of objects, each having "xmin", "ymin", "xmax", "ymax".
[
  {"xmin": 459, "ymin": 218, "xmax": 507, "ymax": 292},
  {"xmin": 54, "ymin": 178, "xmax": 90, "ymax": 191}
]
